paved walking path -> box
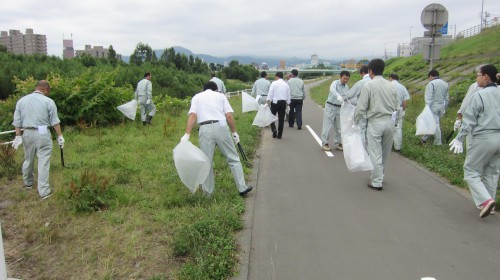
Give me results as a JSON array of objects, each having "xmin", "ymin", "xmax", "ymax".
[{"xmin": 235, "ymin": 79, "xmax": 500, "ymax": 280}]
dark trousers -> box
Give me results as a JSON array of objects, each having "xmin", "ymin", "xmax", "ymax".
[
  {"xmin": 288, "ymin": 99, "xmax": 303, "ymax": 128},
  {"xmin": 270, "ymin": 100, "xmax": 287, "ymax": 138}
]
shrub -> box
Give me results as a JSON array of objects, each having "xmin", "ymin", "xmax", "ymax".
[
  {"xmin": 0, "ymin": 145, "xmax": 19, "ymax": 179},
  {"xmin": 65, "ymin": 170, "xmax": 116, "ymax": 213}
]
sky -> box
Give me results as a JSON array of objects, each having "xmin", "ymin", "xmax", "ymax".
[{"xmin": 1, "ymin": 0, "xmax": 498, "ymax": 61}]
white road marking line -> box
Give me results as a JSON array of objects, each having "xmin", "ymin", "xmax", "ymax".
[{"xmin": 305, "ymin": 125, "xmax": 334, "ymax": 157}]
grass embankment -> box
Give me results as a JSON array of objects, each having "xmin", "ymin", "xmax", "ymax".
[
  {"xmin": 310, "ymin": 25, "xmax": 500, "ymax": 206},
  {"xmin": 0, "ymin": 96, "xmax": 260, "ymax": 279}
]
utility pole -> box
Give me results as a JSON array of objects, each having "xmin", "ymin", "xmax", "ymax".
[{"xmin": 481, "ymin": 0, "xmax": 484, "ymax": 29}]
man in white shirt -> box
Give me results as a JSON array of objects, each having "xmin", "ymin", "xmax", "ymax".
[
  {"xmin": 210, "ymin": 72, "xmax": 227, "ymax": 94},
  {"xmin": 181, "ymin": 81, "xmax": 253, "ymax": 197},
  {"xmin": 389, "ymin": 74, "xmax": 410, "ymax": 152},
  {"xmin": 251, "ymin": 71, "xmax": 271, "ymax": 105},
  {"xmin": 266, "ymin": 72, "xmax": 291, "ymax": 139}
]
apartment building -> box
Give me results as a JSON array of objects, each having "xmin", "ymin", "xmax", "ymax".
[
  {"xmin": 0, "ymin": 28, "xmax": 47, "ymax": 55},
  {"xmin": 75, "ymin": 45, "xmax": 108, "ymax": 58}
]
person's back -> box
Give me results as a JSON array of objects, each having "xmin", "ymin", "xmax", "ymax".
[
  {"xmin": 361, "ymin": 77, "xmax": 398, "ymax": 121},
  {"xmin": 15, "ymin": 93, "xmax": 58, "ymax": 127},
  {"xmin": 425, "ymin": 76, "xmax": 449, "ymax": 107},
  {"xmin": 288, "ymin": 77, "xmax": 305, "ymax": 99}
]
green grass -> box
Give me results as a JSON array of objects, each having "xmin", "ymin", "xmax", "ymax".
[{"xmin": 1, "ymin": 95, "xmax": 260, "ymax": 279}]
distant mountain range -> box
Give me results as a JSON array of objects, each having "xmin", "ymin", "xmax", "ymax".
[{"xmin": 122, "ymin": 46, "xmax": 342, "ymax": 68}]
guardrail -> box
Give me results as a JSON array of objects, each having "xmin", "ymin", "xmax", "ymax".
[
  {"xmin": 225, "ymin": 89, "xmax": 252, "ymax": 99},
  {"xmin": 456, "ymin": 18, "xmax": 499, "ymax": 39},
  {"xmin": 0, "ymin": 130, "xmax": 18, "ymax": 146}
]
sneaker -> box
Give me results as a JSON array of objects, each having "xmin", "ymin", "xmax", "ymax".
[
  {"xmin": 41, "ymin": 192, "xmax": 53, "ymax": 200},
  {"xmin": 335, "ymin": 144, "xmax": 343, "ymax": 151},
  {"xmin": 322, "ymin": 144, "xmax": 331, "ymax": 151},
  {"xmin": 491, "ymin": 207, "xmax": 495, "ymax": 215},
  {"xmin": 272, "ymin": 131, "xmax": 277, "ymax": 138},
  {"xmin": 298, "ymin": 126, "xmax": 302, "ymax": 130},
  {"xmin": 479, "ymin": 199, "xmax": 496, "ymax": 218},
  {"xmin": 24, "ymin": 185, "xmax": 33, "ymax": 190},
  {"xmin": 239, "ymin": 186, "xmax": 253, "ymax": 197}
]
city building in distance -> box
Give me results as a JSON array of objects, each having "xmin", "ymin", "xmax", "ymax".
[{"xmin": 0, "ymin": 28, "xmax": 47, "ymax": 55}]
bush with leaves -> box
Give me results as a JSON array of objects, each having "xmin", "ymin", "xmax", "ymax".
[{"xmin": 65, "ymin": 170, "xmax": 116, "ymax": 213}]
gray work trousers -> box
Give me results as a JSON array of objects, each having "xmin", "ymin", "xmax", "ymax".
[
  {"xmin": 366, "ymin": 117, "xmax": 395, "ymax": 187},
  {"xmin": 22, "ymin": 129, "xmax": 53, "ymax": 197},
  {"xmin": 198, "ymin": 122, "xmax": 248, "ymax": 195},
  {"xmin": 138, "ymin": 95, "xmax": 156, "ymax": 122},
  {"xmin": 321, "ymin": 103, "xmax": 342, "ymax": 146},
  {"xmin": 463, "ymin": 134, "xmax": 500, "ymax": 207}
]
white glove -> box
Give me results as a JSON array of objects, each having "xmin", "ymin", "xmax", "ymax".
[
  {"xmin": 449, "ymin": 139, "xmax": 463, "ymax": 154},
  {"xmin": 232, "ymin": 132, "xmax": 240, "ymax": 144},
  {"xmin": 336, "ymin": 95, "xmax": 343, "ymax": 102},
  {"xmin": 181, "ymin": 133, "xmax": 190, "ymax": 142},
  {"xmin": 58, "ymin": 135, "xmax": 65, "ymax": 148},
  {"xmin": 454, "ymin": 119, "xmax": 462, "ymax": 131},
  {"xmin": 12, "ymin": 136, "xmax": 22, "ymax": 149},
  {"xmin": 146, "ymin": 99, "xmax": 151, "ymax": 105}
]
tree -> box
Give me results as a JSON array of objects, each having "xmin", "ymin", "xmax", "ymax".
[
  {"xmin": 0, "ymin": 44, "xmax": 7, "ymax": 53},
  {"xmin": 108, "ymin": 45, "xmax": 117, "ymax": 66},
  {"xmin": 129, "ymin": 42, "xmax": 154, "ymax": 65}
]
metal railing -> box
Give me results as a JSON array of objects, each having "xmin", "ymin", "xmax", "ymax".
[
  {"xmin": 0, "ymin": 130, "xmax": 18, "ymax": 146},
  {"xmin": 225, "ymin": 89, "xmax": 252, "ymax": 99},
  {"xmin": 456, "ymin": 18, "xmax": 499, "ymax": 39}
]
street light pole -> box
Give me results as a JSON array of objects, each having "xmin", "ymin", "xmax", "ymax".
[{"xmin": 410, "ymin": 26, "xmax": 413, "ymax": 42}]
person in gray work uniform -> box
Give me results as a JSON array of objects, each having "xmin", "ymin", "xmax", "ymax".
[
  {"xmin": 354, "ymin": 59, "xmax": 399, "ymax": 190},
  {"xmin": 181, "ymin": 81, "xmax": 253, "ymax": 197},
  {"xmin": 346, "ymin": 65, "xmax": 370, "ymax": 149},
  {"xmin": 287, "ymin": 69, "xmax": 306, "ymax": 130},
  {"xmin": 135, "ymin": 72, "xmax": 156, "ymax": 125},
  {"xmin": 320, "ymin": 70, "xmax": 350, "ymax": 151},
  {"xmin": 449, "ymin": 64, "xmax": 499, "ymax": 218},
  {"xmin": 251, "ymin": 71, "xmax": 271, "ymax": 105},
  {"xmin": 210, "ymin": 72, "xmax": 227, "ymax": 94},
  {"xmin": 389, "ymin": 74, "xmax": 410, "ymax": 152},
  {"xmin": 12, "ymin": 80, "xmax": 64, "ymax": 200},
  {"xmin": 421, "ymin": 69, "xmax": 449, "ymax": 145}
]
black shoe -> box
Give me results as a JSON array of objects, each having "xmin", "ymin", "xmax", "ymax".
[
  {"xmin": 143, "ymin": 121, "xmax": 148, "ymax": 126},
  {"xmin": 298, "ymin": 126, "xmax": 302, "ymax": 130},
  {"xmin": 367, "ymin": 183, "xmax": 383, "ymax": 191},
  {"xmin": 289, "ymin": 125, "xmax": 293, "ymax": 128},
  {"xmin": 24, "ymin": 185, "xmax": 33, "ymax": 190},
  {"xmin": 239, "ymin": 186, "xmax": 253, "ymax": 196},
  {"xmin": 41, "ymin": 192, "xmax": 53, "ymax": 200},
  {"xmin": 272, "ymin": 131, "xmax": 277, "ymax": 138}
]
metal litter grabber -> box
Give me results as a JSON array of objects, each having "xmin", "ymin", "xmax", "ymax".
[{"xmin": 237, "ymin": 143, "xmax": 248, "ymax": 162}]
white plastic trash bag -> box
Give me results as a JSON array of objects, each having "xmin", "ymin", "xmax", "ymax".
[
  {"xmin": 252, "ymin": 104, "xmax": 278, "ymax": 127},
  {"xmin": 242, "ymin": 92, "xmax": 260, "ymax": 113},
  {"xmin": 173, "ymin": 141, "xmax": 211, "ymax": 193},
  {"xmin": 116, "ymin": 99, "xmax": 138, "ymax": 120},
  {"xmin": 415, "ymin": 105, "xmax": 436, "ymax": 135},
  {"xmin": 340, "ymin": 103, "xmax": 373, "ymax": 172}
]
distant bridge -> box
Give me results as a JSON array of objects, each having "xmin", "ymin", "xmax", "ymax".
[{"xmin": 264, "ymin": 69, "xmax": 357, "ymax": 76}]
